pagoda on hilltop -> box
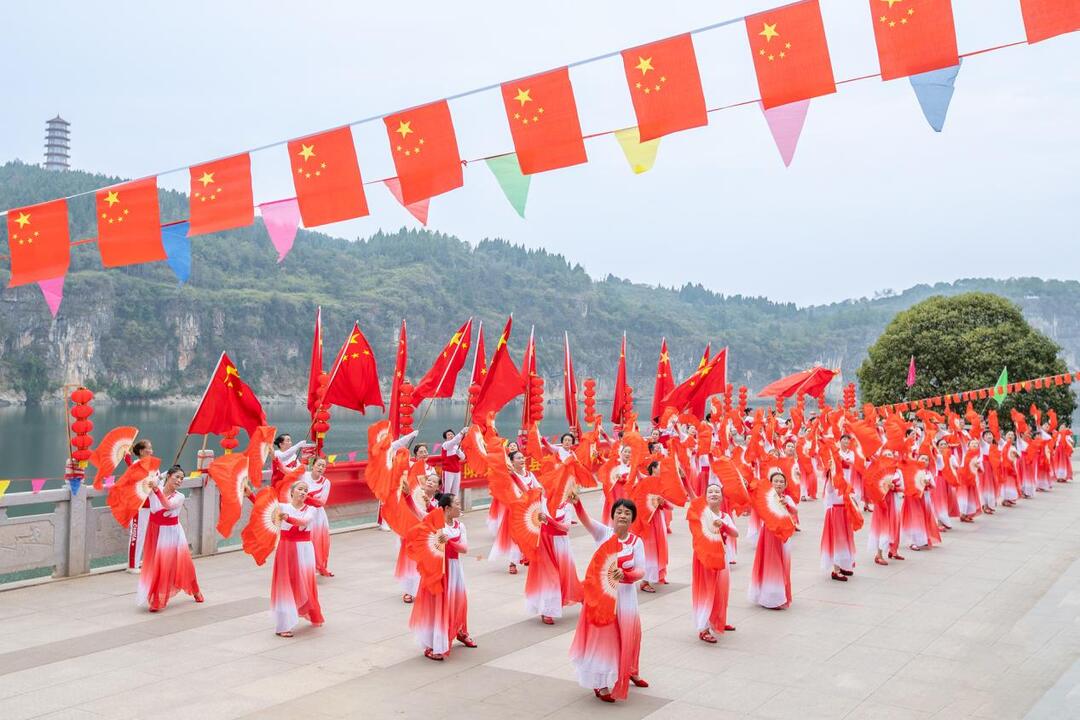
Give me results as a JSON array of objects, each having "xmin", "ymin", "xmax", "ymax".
[{"xmin": 44, "ymin": 115, "xmax": 70, "ymax": 171}]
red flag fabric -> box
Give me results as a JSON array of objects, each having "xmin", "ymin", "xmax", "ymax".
[
  {"xmin": 471, "ymin": 316, "xmax": 525, "ymax": 422},
  {"xmin": 1021, "ymin": 0, "xmax": 1080, "ymax": 43},
  {"xmin": 745, "ymin": 0, "xmax": 836, "ymax": 109},
  {"xmin": 564, "ymin": 332, "xmax": 579, "ymax": 431},
  {"xmin": 621, "ymin": 34, "xmax": 708, "ymax": 142},
  {"xmin": 188, "ymin": 153, "xmax": 254, "ymax": 236},
  {"xmin": 6, "ymin": 199, "xmax": 70, "ymax": 287},
  {"xmin": 501, "ymin": 67, "xmax": 587, "ymax": 175},
  {"xmin": 95, "ymin": 177, "xmax": 166, "ymax": 267},
  {"xmin": 384, "ymin": 100, "xmax": 463, "ymax": 204},
  {"xmin": 692, "ymin": 347, "xmax": 728, "ymax": 418},
  {"xmin": 611, "ymin": 334, "xmax": 629, "ymax": 425},
  {"xmin": 388, "ymin": 320, "xmax": 409, "ymax": 435},
  {"xmin": 520, "ymin": 327, "xmax": 537, "ymax": 429},
  {"xmin": 307, "ymin": 306, "xmax": 324, "ymax": 418},
  {"xmin": 414, "ymin": 318, "xmax": 473, "ymax": 403},
  {"xmin": 470, "ymin": 320, "xmax": 488, "ymax": 387},
  {"xmin": 650, "ymin": 339, "xmax": 675, "ymax": 424},
  {"xmin": 324, "ymin": 323, "xmax": 385, "ymax": 414},
  {"xmin": 187, "ymin": 352, "xmax": 267, "ymax": 436},
  {"xmin": 870, "ymin": 0, "xmax": 959, "ymax": 81},
  {"xmin": 663, "ymin": 350, "xmax": 725, "ymax": 414},
  {"xmin": 288, "ymin": 127, "xmax": 369, "ymax": 228}
]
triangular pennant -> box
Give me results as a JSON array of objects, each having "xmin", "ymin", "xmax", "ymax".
[
  {"xmin": 327, "ymin": 454, "xmax": 337, "ymax": 464},
  {"xmin": 614, "ymin": 127, "xmax": 661, "ymax": 174},
  {"xmin": 910, "ymin": 61, "xmax": 961, "ymax": 133},
  {"xmin": 258, "ymin": 198, "xmax": 302, "ymax": 262},
  {"xmin": 69, "ymin": 477, "xmax": 82, "ymax": 495},
  {"xmin": 160, "ymin": 221, "xmax": 192, "ymax": 284},
  {"xmin": 103, "ymin": 475, "xmax": 116, "ymax": 488},
  {"xmin": 0, "ymin": 480, "xmax": 9, "ymax": 500},
  {"xmin": 383, "ymin": 178, "xmax": 430, "ymax": 225},
  {"xmin": 31, "ymin": 478, "xmax": 48, "ymax": 493},
  {"xmin": 485, "ymin": 154, "xmax": 530, "ymax": 218},
  {"xmin": 760, "ymin": 99, "xmax": 811, "ymax": 167},
  {"xmin": 347, "ymin": 451, "xmax": 357, "ymax": 462},
  {"xmin": 37, "ymin": 276, "xmax": 65, "ymax": 318}
]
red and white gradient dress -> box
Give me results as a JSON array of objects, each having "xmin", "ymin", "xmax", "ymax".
[
  {"xmin": 980, "ymin": 441, "xmax": 999, "ymax": 509},
  {"xmin": 640, "ymin": 500, "xmax": 669, "ymax": 585},
  {"xmin": 271, "ymin": 503, "xmax": 324, "ymax": 634},
  {"xmin": 302, "ymin": 472, "xmax": 332, "ymax": 576},
  {"xmin": 487, "ymin": 469, "xmax": 532, "ymax": 565},
  {"xmin": 1000, "ymin": 442, "xmax": 1022, "ymax": 502},
  {"xmin": 748, "ymin": 494, "xmax": 797, "ymax": 609},
  {"xmin": 931, "ymin": 451, "xmax": 956, "ymax": 528},
  {"xmin": 867, "ymin": 472, "xmax": 902, "ymax": 554},
  {"xmin": 1053, "ymin": 429, "xmax": 1074, "ymax": 481},
  {"xmin": 819, "ymin": 474, "xmax": 856, "ymax": 573},
  {"xmin": 691, "ymin": 503, "xmax": 735, "ymax": 635},
  {"xmin": 409, "ymin": 519, "xmax": 469, "ymax": 656},
  {"xmin": 397, "ymin": 492, "xmax": 437, "ymax": 597},
  {"xmin": 137, "ymin": 488, "xmax": 200, "ymax": 610},
  {"xmin": 569, "ymin": 500, "xmax": 645, "ymax": 700},
  {"xmin": 956, "ymin": 451, "xmax": 983, "ymax": 518},
  {"xmin": 525, "ymin": 501, "xmax": 583, "ymax": 619}
]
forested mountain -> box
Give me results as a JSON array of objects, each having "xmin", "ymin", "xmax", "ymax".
[{"xmin": 1, "ymin": 160, "xmax": 1078, "ymax": 403}]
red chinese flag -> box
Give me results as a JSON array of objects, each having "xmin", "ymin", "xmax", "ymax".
[
  {"xmin": 501, "ymin": 67, "xmax": 587, "ymax": 175},
  {"xmin": 324, "ymin": 323, "xmax": 385, "ymax": 414},
  {"xmin": 306, "ymin": 306, "xmax": 323, "ymax": 417},
  {"xmin": 471, "ymin": 316, "xmax": 525, "ymax": 422},
  {"xmin": 611, "ymin": 335, "xmax": 629, "ymax": 425},
  {"xmin": 288, "ymin": 127, "xmax": 369, "ymax": 228},
  {"xmin": 694, "ymin": 347, "xmax": 728, "ymax": 417},
  {"xmin": 745, "ymin": 0, "xmax": 836, "ymax": 109},
  {"xmin": 650, "ymin": 338, "xmax": 675, "ymax": 423},
  {"xmin": 470, "ymin": 321, "xmax": 488, "ymax": 387},
  {"xmin": 520, "ymin": 327, "xmax": 537, "ymax": 429},
  {"xmin": 388, "ymin": 320, "xmax": 408, "ymax": 435},
  {"xmin": 384, "ymin": 100, "xmax": 463, "ymax": 204},
  {"xmin": 870, "ymin": 0, "xmax": 959, "ymax": 81},
  {"xmin": 621, "ymin": 34, "xmax": 708, "ymax": 142},
  {"xmin": 6, "ymin": 199, "xmax": 70, "ymax": 287},
  {"xmin": 188, "ymin": 352, "xmax": 267, "ymax": 436},
  {"xmin": 414, "ymin": 318, "xmax": 472, "ymax": 403},
  {"xmin": 188, "ymin": 153, "xmax": 254, "ymax": 236},
  {"xmin": 1021, "ymin": 0, "xmax": 1080, "ymax": 43},
  {"xmin": 95, "ymin": 177, "xmax": 166, "ymax": 267},
  {"xmin": 663, "ymin": 351, "xmax": 724, "ymax": 415}
]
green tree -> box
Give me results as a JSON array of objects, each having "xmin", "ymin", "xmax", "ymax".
[{"xmin": 857, "ymin": 293, "xmax": 1076, "ymax": 428}]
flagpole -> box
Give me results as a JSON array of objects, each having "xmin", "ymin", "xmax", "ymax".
[
  {"xmin": 313, "ymin": 327, "xmax": 350, "ymax": 443},
  {"xmin": 175, "ymin": 351, "xmax": 226, "ymax": 465},
  {"xmin": 463, "ymin": 320, "xmax": 484, "ymax": 427},
  {"xmin": 415, "ymin": 318, "xmax": 472, "ymax": 437}
]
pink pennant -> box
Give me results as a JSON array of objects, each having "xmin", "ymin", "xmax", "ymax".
[
  {"xmin": 383, "ymin": 178, "xmax": 430, "ymax": 226},
  {"xmin": 258, "ymin": 198, "xmax": 302, "ymax": 262},
  {"xmin": 760, "ymin": 99, "xmax": 811, "ymax": 167},
  {"xmin": 37, "ymin": 276, "xmax": 65, "ymax": 318},
  {"xmin": 31, "ymin": 478, "xmax": 48, "ymax": 493},
  {"xmin": 103, "ymin": 475, "xmax": 116, "ymax": 488},
  {"xmin": 347, "ymin": 451, "xmax": 357, "ymax": 462}
]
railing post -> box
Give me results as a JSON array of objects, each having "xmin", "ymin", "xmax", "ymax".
[
  {"xmin": 197, "ymin": 449, "xmax": 218, "ymax": 555},
  {"xmin": 66, "ymin": 485, "xmax": 89, "ymax": 576}
]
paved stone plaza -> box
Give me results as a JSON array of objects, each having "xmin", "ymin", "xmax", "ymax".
[{"xmin": 1, "ymin": 479, "xmax": 1079, "ymax": 720}]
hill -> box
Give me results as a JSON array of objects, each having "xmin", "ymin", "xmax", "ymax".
[{"xmin": 1, "ymin": 160, "xmax": 1078, "ymax": 404}]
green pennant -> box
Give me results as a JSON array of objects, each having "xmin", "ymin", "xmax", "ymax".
[
  {"xmin": 993, "ymin": 366, "xmax": 1009, "ymax": 406},
  {"xmin": 485, "ymin": 153, "xmax": 530, "ymax": 218}
]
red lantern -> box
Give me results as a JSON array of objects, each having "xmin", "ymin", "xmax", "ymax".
[
  {"xmin": 221, "ymin": 426, "xmax": 241, "ymax": 453},
  {"xmin": 398, "ymin": 382, "xmax": 416, "ymax": 435},
  {"xmin": 70, "ymin": 419, "xmax": 93, "ymax": 435},
  {"xmin": 70, "ymin": 387, "xmax": 94, "ymax": 405},
  {"xmin": 68, "ymin": 386, "xmax": 95, "ymax": 469},
  {"xmin": 70, "ymin": 434, "xmax": 94, "ymax": 450},
  {"xmin": 775, "ymin": 396, "xmax": 784, "ymax": 414},
  {"xmin": 583, "ymin": 377, "xmax": 597, "ymax": 424},
  {"xmin": 737, "ymin": 385, "xmax": 748, "ymax": 414}
]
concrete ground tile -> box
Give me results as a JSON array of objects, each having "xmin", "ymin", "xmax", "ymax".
[
  {"xmin": 680, "ymin": 674, "xmax": 786, "ymax": 712},
  {"xmin": 641, "ymin": 701, "xmax": 750, "ymax": 719},
  {"xmin": 843, "ymin": 701, "xmax": 932, "ymax": 720},
  {"xmin": 753, "ymin": 686, "xmax": 860, "ymax": 719}
]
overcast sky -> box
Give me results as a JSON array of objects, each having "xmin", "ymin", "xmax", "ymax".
[{"xmin": 3, "ymin": 0, "xmax": 1078, "ymax": 306}]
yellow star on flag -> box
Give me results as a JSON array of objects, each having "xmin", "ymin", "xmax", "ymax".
[
  {"xmin": 298, "ymin": 144, "xmax": 316, "ymax": 161},
  {"xmin": 882, "ymin": 0, "xmax": 903, "ymax": 7},
  {"xmin": 104, "ymin": 191, "xmax": 120, "ymax": 207},
  {"xmin": 197, "ymin": 172, "xmax": 215, "ymax": 187},
  {"xmin": 395, "ymin": 121, "xmax": 413, "ymax": 138},
  {"xmin": 759, "ymin": 22, "xmax": 780, "ymax": 42},
  {"xmin": 14, "ymin": 212, "xmax": 31, "ymax": 228},
  {"xmin": 635, "ymin": 57, "xmax": 654, "ymax": 75},
  {"xmin": 513, "ymin": 88, "xmax": 532, "ymax": 106}
]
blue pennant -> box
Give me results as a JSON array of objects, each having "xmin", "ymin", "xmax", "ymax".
[
  {"xmin": 160, "ymin": 221, "xmax": 191, "ymax": 284},
  {"xmin": 68, "ymin": 476, "xmax": 82, "ymax": 496},
  {"xmin": 909, "ymin": 61, "xmax": 961, "ymax": 133}
]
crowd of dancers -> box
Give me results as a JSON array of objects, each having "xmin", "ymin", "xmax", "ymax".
[{"xmin": 113, "ymin": 399, "xmax": 1074, "ymax": 704}]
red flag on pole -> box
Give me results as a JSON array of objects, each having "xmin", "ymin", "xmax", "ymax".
[
  {"xmin": 663, "ymin": 350, "xmax": 725, "ymax": 415},
  {"xmin": 187, "ymin": 352, "xmax": 267, "ymax": 436},
  {"xmin": 906, "ymin": 355, "xmax": 917, "ymax": 388},
  {"xmin": 414, "ymin": 318, "xmax": 473, "ymax": 403},
  {"xmin": 470, "ymin": 320, "xmax": 488, "ymax": 388},
  {"xmin": 471, "ymin": 316, "xmax": 525, "ymax": 422},
  {"xmin": 307, "ymin": 306, "xmax": 324, "ymax": 417},
  {"xmin": 611, "ymin": 333, "xmax": 629, "ymax": 425},
  {"xmin": 324, "ymin": 323, "xmax": 384, "ymax": 414},
  {"xmin": 651, "ymin": 338, "xmax": 675, "ymax": 423},
  {"xmin": 388, "ymin": 320, "xmax": 409, "ymax": 436},
  {"xmin": 520, "ymin": 326, "xmax": 537, "ymax": 430},
  {"xmin": 564, "ymin": 332, "xmax": 579, "ymax": 431},
  {"xmin": 692, "ymin": 347, "xmax": 728, "ymax": 418}
]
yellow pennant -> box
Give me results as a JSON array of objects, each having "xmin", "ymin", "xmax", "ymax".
[
  {"xmin": 0, "ymin": 479, "xmax": 10, "ymax": 500},
  {"xmin": 327, "ymin": 454, "xmax": 337, "ymax": 464},
  {"xmin": 614, "ymin": 127, "xmax": 660, "ymax": 174}
]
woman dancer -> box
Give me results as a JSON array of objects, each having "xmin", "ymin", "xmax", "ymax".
[
  {"xmin": 748, "ymin": 469, "xmax": 799, "ymax": 609},
  {"xmin": 869, "ymin": 455, "xmax": 904, "ymax": 565},
  {"xmin": 526, "ymin": 482, "xmax": 583, "ymax": 625},
  {"xmin": 820, "ymin": 450, "xmax": 856, "ymax": 582},
  {"xmin": 490, "ymin": 450, "xmax": 535, "ymax": 575},
  {"xmin": 638, "ymin": 460, "xmax": 670, "ymax": 593},
  {"xmin": 138, "ymin": 465, "xmax": 203, "ymax": 611},
  {"xmin": 412, "ymin": 493, "xmax": 476, "ymax": 660},
  {"xmin": 301, "ymin": 456, "xmax": 333, "ymax": 577},
  {"xmin": 271, "ymin": 433, "xmax": 314, "ymax": 487},
  {"xmin": 271, "ymin": 479, "xmax": 324, "ymax": 637},
  {"xmin": 438, "ymin": 428, "xmax": 466, "ymax": 496},
  {"xmin": 689, "ymin": 482, "xmax": 737, "ymax": 642},
  {"xmin": 570, "ymin": 497, "xmax": 649, "ymax": 703}
]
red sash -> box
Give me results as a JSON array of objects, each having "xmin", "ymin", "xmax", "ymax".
[
  {"xmin": 281, "ymin": 527, "xmax": 311, "ymax": 542},
  {"xmin": 149, "ymin": 511, "xmax": 178, "ymax": 526}
]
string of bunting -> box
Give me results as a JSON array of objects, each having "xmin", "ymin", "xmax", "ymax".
[
  {"xmin": 874, "ymin": 370, "xmax": 1079, "ymax": 415},
  {"xmin": 2, "ymin": 0, "xmax": 1078, "ymax": 318}
]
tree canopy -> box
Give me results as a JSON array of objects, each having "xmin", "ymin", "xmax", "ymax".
[{"xmin": 857, "ymin": 293, "xmax": 1076, "ymax": 427}]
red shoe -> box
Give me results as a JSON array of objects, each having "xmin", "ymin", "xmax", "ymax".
[
  {"xmin": 699, "ymin": 630, "xmax": 717, "ymax": 643},
  {"xmin": 193, "ymin": 593, "xmax": 205, "ymax": 603},
  {"xmin": 319, "ymin": 570, "xmax": 335, "ymax": 577},
  {"xmin": 424, "ymin": 648, "xmax": 444, "ymax": 661},
  {"xmin": 831, "ymin": 572, "xmax": 848, "ymax": 582},
  {"xmin": 457, "ymin": 632, "xmax": 477, "ymax": 648},
  {"xmin": 508, "ymin": 563, "xmax": 518, "ymax": 575},
  {"xmin": 403, "ymin": 594, "xmax": 414, "ymax": 604},
  {"xmin": 597, "ymin": 692, "xmax": 616, "ymax": 703},
  {"xmin": 541, "ymin": 615, "xmax": 554, "ymax": 625},
  {"xmin": 888, "ymin": 553, "xmax": 906, "ymax": 561},
  {"xmin": 520, "ymin": 558, "xmax": 530, "ymax": 567},
  {"xmin": 875, "ymin": 557, "xmax": 889, "ymax": 566},
  {"xmin": 630, "ymin": 676, "xmax": 649, "ymax": 688},
  {"xmin": 724, "ymin": 625, "xmax": 736, "ymax": 631},
  {"xmin": 640, "ymin": 582, "xmax": 656, "ymax": 593},
  {"xmin": 838, "ymin": 569, "xmax": 854, "ymax": 577}
]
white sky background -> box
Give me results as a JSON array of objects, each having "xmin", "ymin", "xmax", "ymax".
[{"xmin": 2, "ymin": 0, "xmax": 1078, "ymax": 306}]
